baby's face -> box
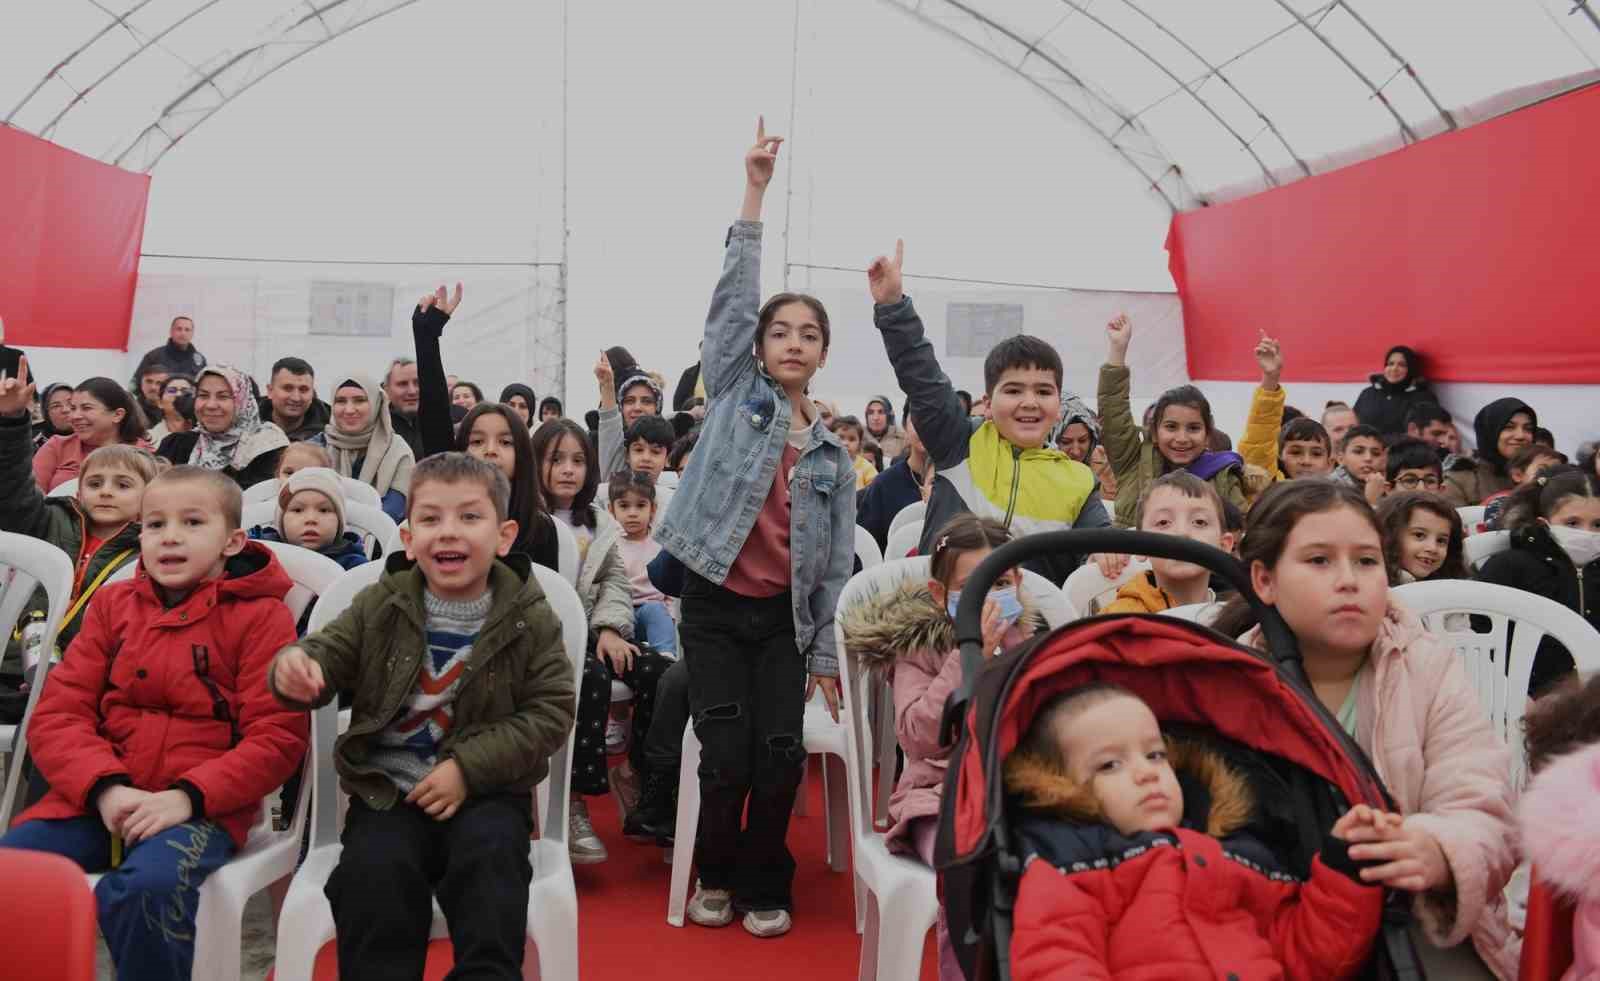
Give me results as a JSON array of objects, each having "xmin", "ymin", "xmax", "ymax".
[{"xmin": 1061, "ymin": 696, "xmax": 1184, "ymax": 836}]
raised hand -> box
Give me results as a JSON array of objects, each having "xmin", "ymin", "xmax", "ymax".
[
  {"xmin": 595, "ymin": 352, "xmax": 616, "ymax": 409},
  {"xmin": 867, "ymin": 239, "xmax": 905, "ymax": 306},
  {"xmin": 1254, "ymin": 332, "xmax": 1283, "ymax": 389},
  {"xmin": 746, "ymin": 115, "xmax": 784, "ymax": 190},
  {"xmin": 418, "ymin": 282, "xmax": 465, "ymax": 317},
  {"xmin": 1105, "ymin": 314, "xmax": 1133, "ymax": 365},
  {"xmin": 0, "ymin": 354, "xmax": 35, "ymax": 417}
]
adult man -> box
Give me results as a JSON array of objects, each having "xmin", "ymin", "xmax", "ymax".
[
  {"xmin": 258, "ymin": 356, "xmax": 330, "ymax": 441},
  {"xmin": 383, "ymin": 357, "xmax": 424, "ymax": 456},
  {"xmin": 141, "ymin": 316, "xmax": 207, "ymax": 376}
]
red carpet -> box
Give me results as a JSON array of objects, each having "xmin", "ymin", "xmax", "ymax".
[{"xmin": 305, "ymin": 762, "xmax": 940, "ymax": 979}]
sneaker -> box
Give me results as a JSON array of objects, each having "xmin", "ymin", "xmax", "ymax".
[
  {"xmin": 567, "ymin": 798, "xmax": 608, "ymax": 864},
  {"xmin": 742, "ymin": 909, "xmax": 792, "ymax": 938},
  {"xmin": 622, "ymin": 766, "xmax": 678, "ymax": 845},
  {"xmin": 605, "ymin": 718, "xmax": 627, "ymax": 754},
  {"xmin": 686, "ymin": 881, "xmax": 734, "ymax": 927},
  {"xmin": 609, "ymin": 762, "xmax": 641, "ymax": 821}
]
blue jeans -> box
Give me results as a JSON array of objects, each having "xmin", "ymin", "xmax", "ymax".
[
  {"xmin": 1, "ymin": 815, "xmax": 235, "ymax": 981},
  {"xmin": 634, "ymin": 601, "xmax": 677, "ymax": 655}
]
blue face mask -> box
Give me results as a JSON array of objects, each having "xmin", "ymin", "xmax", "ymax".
[{"xmin": 947, "ymin": 585, "xmax": 1025, "ymax": 625}]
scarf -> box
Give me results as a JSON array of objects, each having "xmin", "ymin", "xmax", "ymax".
[
  {"xmin": 190, "ymin": 365, "xmax": 288, "ymax": 472},
  {"xmin": 1183, "ymin": 450, "xmax": 1245, "ymax": 481},
  {"xmin": 323, "ymin": 374, "xmax": 415, "ymax": 498}
]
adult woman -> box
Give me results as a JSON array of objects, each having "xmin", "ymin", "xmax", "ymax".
[
  {"xmin": 450, "ymin": 381, "xmax": 484, "ymax": 411},
  {"xmin": 863, "ymin": 395, "xmax": 905, "ymax": 460},
  {"xmin": 498, "ymin": 383, "xmax": 537, "ymax": 428},
  {"xmin": 147, "ymin": 374, "xmax": 195, "ymax": 445},
  {"xmin": 1354, "ymin": 346, "xmax": 1436, "ymax": 437},
  {"xmin": 33, "ymin": 378, "xmax": 148, "ymax": 492},
  {"xmin": 157, "ymin": 365, "xmax": 287, "ymax": 489},
  {"xmin": 315, "ymin": 374, "xmax": 414, "ymax": 522},
  {"xmin": 33, "ymin": 383, "xmax": 75, "ymax": 450},
  {"xmin": 1443, "ymin": 397, "xmax": 1537, "ymax": 506}
]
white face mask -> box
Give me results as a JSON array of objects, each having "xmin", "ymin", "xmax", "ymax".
[{"xmin": 1546, "ymin": 525, "xmax": 1600, "ymax": 568}]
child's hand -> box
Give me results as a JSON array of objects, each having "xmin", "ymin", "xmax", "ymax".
[
  {"xmin": 1363, "ymin": 471, "xmax": 1388, "ymax": 507},
  {"xmin": 418, "ymin": 282, "xmax": 464, "ymax": 317},
  {"xmin": 0, "ymin": 355, "xmax": 35, "ymax": 418},
  {"xmin": 867, "ymin": 239, "xmax": 905, "ymax": 306},
  {"xmin": 120, "ymin": 789, "xmax": 193, "ymax": 844},
  {"xmin": 595, "ymin": 352, "xmax": 616, "ymax": 409},
  {"xmin": 1254, "ymin": 332, "xmax": 1283, "ymax": 389},
  {"xmin": 96, "ymin": 785, "xmax": 149, "ymax": 835},
  {"xmin": 596, "ymin": 629, "xmax": 638, "ymax": 675},
  {"xmin": 1331, "ymin": 803, "xmax": 1401, "ymax": 841},
  {"xmin": 407, "ymin": 758, "xmax": 468, "ymax": 821},
  {"xmin": 745, "ymin": 116, "xmax": 784, "ymax": 190},
  {"xmin": 273, "ymin": 647, "xmax": 326, "ymax": 704},
  {"xmin": 1093, "ymin": 552, "xmax": 1133, "ymax": 581},
  {"xmin": 979, "ymin": 598, "xmax": 1009, "ymax": 658},
  {"xmin": 805, "ymin": 674, "xmax": 840, "ymax": 722},
  {"xmin": 1346, "ymin": 817, "xmax": 1452, "ymax": 893},
  {"xmin": 1105, "ymin": 314, "xmax": 1133, "ymax": 365}
]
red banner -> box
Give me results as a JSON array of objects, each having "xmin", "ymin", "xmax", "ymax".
[
  {"xmin": 1168, "ymin": 84, "xmax": 1600, "ymax": 384},
  {"xmin": 0, "ymin": 127, "xmax": 150, "ymax": 351}
]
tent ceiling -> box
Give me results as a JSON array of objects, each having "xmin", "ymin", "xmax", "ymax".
[{"xmin": 4, "ymin": 0, "xmax": 1598, "ymax": 207}]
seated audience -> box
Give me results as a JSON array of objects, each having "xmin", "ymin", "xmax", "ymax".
[
  {"xmin": 858, "ymin": 408, "xmax": 932, "ymax": 553},
  {"xmin": 315, "ymin": 374, "xmax": 414, "ymax": 523},
  {"xmin": 147, "ymin": 373, "xmax": 195, "ymax": 445},
  {"xmin": 157, "ymin": 365, "xmax": 287, "ymax": 489},
  {"xmin": 248, "ymin": 467, "xmax": 369, "ymax": 571},
  {"xmin": 34, "ymin": 377, "xmax": 149, "ymax": 492},
  {"xmin": 1099, "ymin": 473, "xmax": 1235, "ymax": 615},
  {"xmin": 1322, "ymin": 401, "xmax": 1358, "ymax": 448},
  {"xmin": 1444, "ymin": 397, "xmax": 1536, "ymax": 506},
  {"xmin": 1354, "ymin": 346, "xmax": 1435, "ymax": 436},
  {"xmin": 499, "ymin": 383, "xmax": 537, "ymax": 428},
  {"xmin": 261, "ymin": 357, "xmax": 330, "ymax": 442},
  {"xmin": 1376, "ymin": 491, "xmax": 1467, "ymax": 583}
]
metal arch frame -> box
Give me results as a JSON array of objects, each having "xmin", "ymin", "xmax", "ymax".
[
  {"xmin": 1268, "ymin": 0, "xmax": 1420, "ymax": 142},
  {"xmin": 880, "ymin": 0, "xmax": 1199, "ymax": 212},
  {"xmin": 4, "ymin": 0, "xmax": 162, "ymax": 125}
]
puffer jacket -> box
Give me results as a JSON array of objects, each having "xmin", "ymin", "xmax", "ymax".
[
  {"xmin": 270, "ymin": 550, "xmax": 575, "ymax": 811},
  {"xmin": 248, "ymin": 525, "xmax": 370, "ymax": 571},
  {"xmin": 19, "ymin": 542, "xmax": 307, "ymax": 848},
  {"xmin": 1239, "ymin": 384, "xmax": 1288, "ymax": 481},
  {"xmin": 1354, "ymin": 374, "xmax": 1437, "ymax": 437},
  {"xmin": 1478, "ymin": 523, "xmax": 1594, "ymax": 696},
  {"xmin": 1098, "ymin": 363, "xmax": 1247, "ymax": 528},
  {"xmin": 1245, "ymin": 604, "xmax": 1519, "ymax": 977},
  {"xmin": 840, "ymin": 579, "xmax": 1039, "ymax": 850},
  {"xmin": 1519, "ymin": 742, "xmax": 1600, "ymax": 981},
  {"xmin": 1006, "ymin": 740, "xmax": 1382, "ymax": 980},
  {"xmin": 1101, "ymin": 570, "xmax": 1181, "ymax": 615},
  {"xmin": 571, "ymin": 504, "xmax": 634, "ymax": 642}
]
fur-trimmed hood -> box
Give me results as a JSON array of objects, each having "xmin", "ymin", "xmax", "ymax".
[
  {"xmin": 841, "ymin": 577, "xmax": 1043, "ymax": 672},
  {"xmin": 1520, "ymin": 742, "xmax": 1600, "ymax": 903},
  {"xmin": 1003, "ymin": 738, "xmax": 1254, "ymax": 839}
]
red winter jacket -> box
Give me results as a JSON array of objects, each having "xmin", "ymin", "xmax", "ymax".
[
  {"xmin": 18, "ymin": 542, "xmax": 308, "ymax": 848},
  {"xmin": 1006, "ymin": 741, "xmax": 1382, "ymax": 981}
]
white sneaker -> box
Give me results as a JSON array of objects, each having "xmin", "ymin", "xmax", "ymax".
[
  {"xmin": 686, "ymin": 880, "xmax": 734, "ymax": 927},
  {"xmin": 742, "ymin": 909, "xmax": 792, "ymax": 938},
  {"xmin": 605, "ymin": 718, "xmax": 627, "ymax": 754},
  {"xmin": 567, "ymin": 798, "xmax": 608, "ymax": 864}
]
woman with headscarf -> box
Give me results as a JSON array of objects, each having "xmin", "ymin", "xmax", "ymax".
[
  {"xmin": 157, "ymin": 365, "xmax": 288, "ymax": 489},
  {"xmin": 1443, "ymin": 397, "xmax": 1538, "ymax": 507},
  {"xmin": 1050, "ymin": 394, "xmax": 1101, "ymax": 464},
  {"xmin": 314, "ymin": 374, "xmax": 415, "ymax": 523},
  {"xmin": 33, "ymin": 383, "xmax": 75, "ymax": 450},
  {"xmin": 499, "ymin": 383, "xmax": 538, "ymax": 429},
  {"xmin": 1353, "ymin": 345, "xmax": 1436, "ymax": 437},
  {"xmin": 863, "ymin": 395, "xmax": 905, "ymax": 460}
]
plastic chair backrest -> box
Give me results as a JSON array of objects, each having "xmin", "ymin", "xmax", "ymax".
[
  {"xmin": 1392, "ymin": 579, "xmax": 1600, "ymax": 787},
  {"xmin": 254, "ymin": 540, "xmax": 346, "ymax": 623},
  {"xmin": 1063, "ymin": 556, "xmax": 1150, "ymax": 617},
  {"xmin": 553, "ymin": 518, "xmax": 580, "ymax": 586},
  {"xmin": 0, "ymin": 532, "xmax": 77, "ymax": 828},
  {"xmin": 885, "ymin": 521, "xmax": 923, "ymax": 561},
  {"xmin": 888, "ymin": 501, "xmax": 926, "ymax": 538},
  {"xmin": 46, "ymin": 478, "xmax": 77, "ymax": 499},
  {"xmin": 854, "ymin": 525, "xmax": 883, "ymax": 570},
  {"xmin": 243, "ymin": 476, "xmax": 382, "ymax": 508},
  {"xmin": 1465, "ymin": 530, "xmax": 1512, "ymax": 572},
  {"xmin": 1457, "ymin": 505, "xmax": 1488, "ymax": 535}
]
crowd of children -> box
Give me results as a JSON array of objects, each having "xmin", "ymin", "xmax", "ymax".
[{"xmin": 0, "ymin": 115, "xmax": 1598, "ymax": 980}]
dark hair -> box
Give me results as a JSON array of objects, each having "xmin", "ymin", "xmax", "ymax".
[
  {"xmin": 863, "ymin": 440, "xmax": 885, "ymax": 473},
  {"xmin": 1281, "ymin": 405, "xmax": 1305, "ymax": 425},
  {"xmin": 539, "ymin": 396, "xmax": 563, "ymax": 418},
  {"xmin": 1149, "ymin": 385, "xmax": 1215, "ymax": 466},
  {"xmin": 1221, "ymin": 498, "xmax": 1246, "ymax": 537},
  {"xmin": 1376, "ymin": 492, "xmax": 1467, "ymax": 582},
  {"xmin": 270, "ymin": 357, "xmax": 314, "ymax": 380},
  {"xmin": 1339, "ymin": 424, "xmax": 1383, "ymax": 454},
  {"xmin": 1508, "ymin": 444, "xmax": 1567, "ymax": 477},
  {"xmin": 1133, "ymin": 471, "xmax": 1225, "ymax": 529},
  {"xmin": 408, "ymin": 452, "xmax": 511, "ymax": 523},
  {"xmin": 1010, "ymin": 682, "xmax": 1141, "ymax": 775},
  {"xmin": 1383, "ymin": 345, "xmax": 1419, "ymax": 380},
  {"xmin": 456, "ymin": 403, "xmax": 548, "ymax": 551},
  {"xmin": 1499, "ymin": 464, "xmax": 1600, "ymax": 531},
  {"xmin": 531, "ymin": 418, "xmax": 600, "ymax": 529},
  {"xmin": 1212, "ymin": 480, "xmax": 1383, "ymax": 638},
  {"xmin": 451, "ymin": 381, "xmax": 485, "ymax": 403},
  {"xmin": 626, "ymin": 414, "xmax": 676, "ymax": 451},
  {"xmin": 756, "ymin": 292, "xmax": 831, "ymax": 351},
  {"xmin": 1206, "ymin": 428, "xmax": 1232, "ymax": 453},
  {"xmin": 955, "ymin": 391, "xmax": 973, "ymax": 416},
  {"xmin": 1534, "ymin": 427, "xmax": 1556, "ymax": 448},
  {"xmin": 1577, "ymin": 441, "xmax": 1599, "ymax": 481},
  {"xmin": 1279, "ymin": 418, "xmax": 1331, "ymax": 458},
  {"xmin": 1405, "ymin": 402, "xmax": 1451, "ymax": 431},
  {"xmin": 75, "ymin": 377, "xmax": 148, "ymax": 443},
  {"xmin": 982, "ymin": 335, "xmax": 1062, "ymax": 394},
  {"xmin": 668, "ymin": 431, "xmax": 698, "ymax": 471},
  {"xmin": 928, "ymin": 514, "xmax": 1012, "ymax": 589},
  {"xmin": 607, "ymin": 468, "xmax": 657, "ymax": 505},
  {"xmin": 1523, "ymin": 672, "xmax": 1600, "ymax": 774},
  {"xmin": 1385, "ymin": 438, "xmax": 1443, "ymax": 483},
  {"xmin": 150, "ymin": 465, "xmax": 242, "ymax": 529},
  {"xmin": 830, "ymin": 415, "xmax": 865, "ymax": 440}
]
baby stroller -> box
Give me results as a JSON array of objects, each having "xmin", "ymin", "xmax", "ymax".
[{"xmin": 934, "ymin": 529, "xmax": 1424, "ymax": 981}]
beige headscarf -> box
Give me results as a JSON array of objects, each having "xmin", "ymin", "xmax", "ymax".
[{"xmin": 323, "ymin": 374, "xmax": 414, "ymax": 498}]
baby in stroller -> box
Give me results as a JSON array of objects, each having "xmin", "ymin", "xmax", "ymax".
[{"xmin": 1003, "ymin": 681, "xmax": 1389, "ymax": 980}]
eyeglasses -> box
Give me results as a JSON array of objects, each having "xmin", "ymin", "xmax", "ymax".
[{"xmin": 1392, "ymin": 475, "xmax": 1442, "ymax": 490}]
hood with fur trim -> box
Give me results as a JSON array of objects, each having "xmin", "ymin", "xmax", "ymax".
[
  {"xmin": 1520, "ymin": 742, "xmax": 1600, "ymax": 903},
  {"xmin": 841, "ymin": 577, "xmax": 1042, "ymax": 673}
]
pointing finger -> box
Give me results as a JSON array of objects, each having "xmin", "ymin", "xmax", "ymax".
[
  {"xmin": 894, "ymin": 238, "xmax": 904, "ymax": 267},
  {"xmin": 757, "ymin": 114, "xmax": 765, "ymax": 142}
]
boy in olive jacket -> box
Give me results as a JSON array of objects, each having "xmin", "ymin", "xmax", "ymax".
[{"xmin": 270, "ymin": 453, "xmax": 575, "ymax": 981}]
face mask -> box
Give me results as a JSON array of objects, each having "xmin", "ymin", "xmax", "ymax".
[
  {"xmin": 947, "ymin": 585, "xmax": 1025, "ymax": 625},
  {"xmin": 1545, "ymin": 525, "xmax": 1600, "ymax": 568}
]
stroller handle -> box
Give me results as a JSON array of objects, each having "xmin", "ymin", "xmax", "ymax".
[{"xmin": 953, "ymin": 530, "xmax": 1301, "ymax": 689}]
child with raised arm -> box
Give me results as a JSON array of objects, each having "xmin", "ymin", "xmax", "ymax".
[
  {"xmin": 652, "ymin": 118, "xmax": 855, "ymax": 937},
  {"xmin": 269, "ymin": 453, "xmax": 575, "ymax": 980},
  {"xmin": 597, "ymin": 351, "xmax": 666, "ymax": 480},
  {"xmin": 0, "ymin": 465, "xmax": 308, "ymax": 981},
  {"xmin": 870, "ymin": 244, "xmax": 1108, "ymax": 585}
]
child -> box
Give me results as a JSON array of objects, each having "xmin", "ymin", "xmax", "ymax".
[
  {"xmin": 843, "ymin": 514, "xmax": 1038, "ymax": 981},
  {"xmin": 1003, "ymin": 682, "xmax": 1384, "ymax": 980},
  {"xmin": 625, "ymin": 414, "xmax": 676, "ymax": 486},
  {"xmin": 1444, "ymin": 397, "xmax": 1537, "ymax": 506},
  {"xmin": 275, "ymin": 439, "xmax": 331, "ymax": 483},
  {"xmin": 250, "ymin": 467, "xmax": 369, "ymax": 570},
  {"xmin": 858, "ymin": 408, "xmax": 933, "ymax": 553},
  {"xmin": 1332, "ymin": 424, "xmax": 1387, "ymax": 504},
  {"xmin": 268, "ymin": 453, "xmax": 575, "ymax": 981},
  {"xmin": 531, "ymin": 418, "xmax": 671, "ymax": 865},
  {"xmin": 1237, "ymin": 332, "xmax": 1288, "ymax": 480},
  {"xmin": 596, "ymin": 352, "xmax": 665, "ymax": 479},
  {"xmin": 1279, "ymin": 418, "xmax": 1336, "ymax": 479},
  {"xmin": 1100, "ymin": 472, "xmax": 1235, "ymax": 614},
  {"xmin": 608, "ymin": 471, "xmax": 677, "ymax": 656},
  {"xmin": 1377, "ymin": 492, "xmax": 1467, "ymax": 583},
  {"xmin": 668, "ymin": 430, "xmax": 698, "ymax": 475},
  {"xmin": 1213, "ymin": 481, "xmax": 1518, "ymax": 977},
  {"xmin": 1478, "ymin": 465, "xmax": 1600, "ymax": 697},
  {"xmin": 652, "ymin": 119, "xmax": 855, "ymax": 937},
  {"xmin": 538, "ymin": 395, "xmax": 563, "ymax": 424},
  {"xmin": 1322, "ymin": 401, "xmax": 1359, "ymax": 449},
  {"xmin": 1100, "ymin": 315, "xmax": 1246, "ymax": 529},
  {"xmin": 1385, "ymin": 438, "xmax": 1444, "ymax": 495},
  {"xmin": 831, "ymin": 414, "xmax": 877, "ymax": 490},
  {"xmin": 872, "ymin": 245, "xmax": 1107, "ymax": 585},
  {"xmin": 1484, "ymin": 443, "xmax": 1568, "ymax": 530},
  {"xmin": 0, "ymin": 466, "xmax": 307, "ymax": 980},
  {"xmin": 1518, "ymin": 671, "xmax": 1600, "ymax": 981}
]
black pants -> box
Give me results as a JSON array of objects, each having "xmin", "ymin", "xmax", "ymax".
[
  {"xmin": 681, "ymin": 572, "xmax": 807, "ymax": 913},
  {"xmin": 643, "ymin": 658, "xmax": 691, "ymax": 773},
  {"xmin": 571, "ymin": 647, "xmax": 673, "ymax": 796},
  {"xmin": 327, "ymin": 793, "xmax": 533, "ymax": 981}
]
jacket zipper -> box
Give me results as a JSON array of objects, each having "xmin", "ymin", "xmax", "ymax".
[
  {"xmin": 1579, "ymin": 567, "xmax": 1587, "ymax": 619},
  {"xmin": 1002, "ymin": 445, "xmax": 1022, "ymax": 528}
]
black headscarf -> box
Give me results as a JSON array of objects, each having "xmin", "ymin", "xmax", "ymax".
[
  {"xmin": 1473, "ymin": 397, "xmax": 1537, "ymax": 473},
  {"xmin": 1379, "ymin": 345, "xmax": 1420, "ymax": 392}
]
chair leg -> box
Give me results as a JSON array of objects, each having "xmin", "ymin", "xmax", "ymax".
[
  {"xmin": 190, "ymin": 880, "xmax": 238, "ymax": 981},
  {"xmin": 857, "ymin": 890, "xmax": 882, "ymax": 981},
  {"xmin": 666, "ymin": 725, "xmax": 701, "ymax": 927},
  {"xmin": 823, "ymin": 753, "xmax": 850, "ymax": 874}
]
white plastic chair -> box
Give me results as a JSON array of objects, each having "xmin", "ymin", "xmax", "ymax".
[
  {"xmin": 887, "ymin": 501, "xmax": 926, "ymax": 538},
  {"xmin": 273, "ymin": 562, "xmax": 585, "ymax": 981},
  {"xmin": 1063, "ymin": 556, "xmax": 1150, "ymax": 618},
  {"xmin": 244, "ymin": 476, "xmax": 383, "ymax": 509},
  {"xmin": 854, "ymin": 525, "xmax": 884, "ymax": 570},
  {"xmin": 46, "ymin": 478, "xmax": 77, "ymax": 499},
  {"xmin": 1393, "ymin": 579, "xmax": 1600, "ymax": 787},
  {"xmin": 1464, "ymin": 530, "xmax": 1512, "ymax": 572},
  {"xmin": 1457, "ymin": 505, "xmax": 1488, "ymax": 535},
  {"xmin": 552, "ymin": 519, "xmax": 580, "ymax": 587},
  {"xmin": 1161, "ymin": 601, "xmax": 1222, "ymax": 626},
  {"xmin": 885, "ymin": 521, "xmax": 923, "ymax": 561},
  {"xmin": 0, "ymin": 532, "xmax": 76, "ymax": 830}
]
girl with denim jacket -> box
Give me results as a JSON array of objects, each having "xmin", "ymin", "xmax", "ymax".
[{"xmin": 653, "ymin": 119, "xmax": 855, "ymax": 938}]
